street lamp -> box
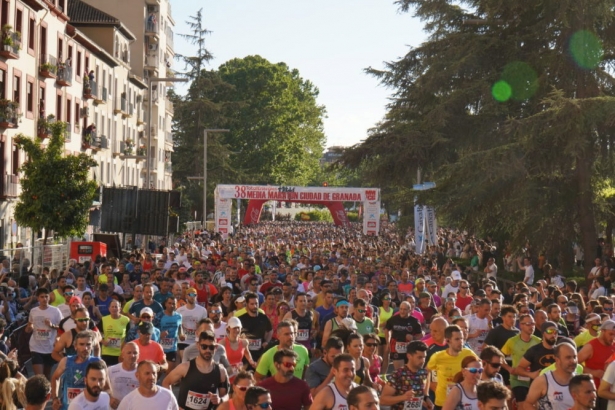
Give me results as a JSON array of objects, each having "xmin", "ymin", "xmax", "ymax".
[
  {"xmin": 202, "ymin": 129, "xmax": 229, "ymax": 227},
  {"xmin": 146, "ymin": 76, "xmax": 188, "ymax": 189}
]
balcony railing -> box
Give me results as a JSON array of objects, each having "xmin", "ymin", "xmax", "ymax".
[
  {"xmin": 56, "ymin": 63, "xmax": 72, "ymax": 86},
  {"xmin": 165, "ymin": 162, "xmax": 172, "ymax": 173},
  {"xmin": 1, "ymin": 174, "xmax": 19, "ymax": 198},
  {"xmin": 145, "ymin": 21, "xmax": 159, "ymax": 35},
  {"xmin": 166, "ymin": 132, "xmax": 173, "ymax": 144},
  {"xmin": 84, "ymin": 79, "xmax": 98, "ymax": 99},
  {"xmin": 83, "ymin": 130, "xmax": 96, "ymax": 148},
  {"xmin": 0, "ymin": 100, "xmax": 19, "ymax": 128},
  {"xmin": 165, "ymin": 100, "xmax": 174, "ymax": 115},
  {"xmin": 39, "ymin": 54, "xmax": 57, "ymax": 78},
  {"xmin": 95, "ymin": 86, "xmax": 108, "ymax": 105},
  {"xmin": 121, "ymin": 97, "xmax": 127, "ymax": 113}
]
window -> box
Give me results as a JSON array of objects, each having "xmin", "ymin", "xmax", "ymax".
[
  {"xmin": 13, "ymin": 74, "xmax": 20, "ymax": 104},
  {"xmin": 74, "ymin": 102, "xmax": 79, "ymax": 126},
  {"xmin": 66, "ymin": 100, "xmax": 71, "ymax": 127},
  {"xmin": 12, "ymin": 143, "xmax": 18, "ymax": 174},
  {"xmin": 1, "ymin": 1, "xmax": 9, "ymax": 28},
  {"xmin": 26, "ymin": 81, "xmax": 33, "ymax": 113},
  {"xmin": 56, "ymin": 94, "xmax": 62, "ymax": 119},
  {"xmin": 0, "ymin": 69, "xmax": 6, "ymax": 100},
  {"xmin": 39, "ymin": 86, "xmax": 45, "ymax": 117},
  {"xmin": 15, "ymin": 9, "xmax": 22, "ymax": 37},
  {"xmin": 76, "ymin": 51, "xmax": 81, "ymax": 77},
  {"xmin": 58, "ymin": 38, "xmax": 63, "ymax": 60},
  {"xmin": 40, "ymin": 26, "xmax": 47, "ymax": 58},
  {"xmin": 28, "ymin": 16, "xmax": 34, "ymax": 50}
]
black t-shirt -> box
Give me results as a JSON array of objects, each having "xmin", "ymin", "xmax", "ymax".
[
  {"xmin": 238, "ymin": 312, "xmax": 273, "ymax": 340},
  {"xmin": 523, "ymin": 343, "xmax": 555, "ymax": 372},
  {"xmin": 484, "ymin": 325, "xmax": 519, "ymax": 350},
  {"xmin": 385, "ymin": 314, "xmax": 422, "ymax": 341}
]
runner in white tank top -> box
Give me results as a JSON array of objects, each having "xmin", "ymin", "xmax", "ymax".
[
  {"xmin": 537, "ymin": 371, "xmax": 575, "ymax": 410},
  {"xmin": 329, "ymin": 381, "xmax": 359, "ymax": 410},
  {"xmin": 453, "ymin": 383, "xmax": 479, "ymax": 410}
]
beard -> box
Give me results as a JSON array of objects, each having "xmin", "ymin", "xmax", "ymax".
[
  {"xmin": 86, "ymin": 384, "xmax": 101, "ymax": 397},
  {"xmin": 545, "ymin": 338, "xmax": 557, "ymax": 346}
]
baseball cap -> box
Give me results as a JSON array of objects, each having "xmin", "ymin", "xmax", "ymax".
[
  {"xmin": 178, "ymin": 267, "xmax": 187, "ymax": 273},
  {"xmin": 235, "ymin": 296, "xmax": 246, "ymax": 304},
  {"xmin": 600, "ymin": 319, "xmax": 615, "ymax": 331},
  {"xmin": 68, "ymin": 296, "xmax": 82, "ymax": 305},
  {"xmin": 541, "ymin": 321, "xmax": 558, "ymax": 333},
  {"xmin": 140, "ymin": 307, "xmax": 154, "ymax": 317},
  {"xmin": 451, "ymin": 271, "xmax": 462, "ymax": 281},
  {"xmin": 228, "ymin": 317, "xmax": 242, "ymax": 329},
  {"xmin": 187, "ymin": 288, "xmax": 197, "ymax": 295},
  {"xmin": 341, "ymin": 318, "xmax": 358, "ymax": 331},
  {"xmin": 415, "ymin": 278, "xmax": 425, "ymax": 284},
  {"xmin": 139, "ymin": 322, "xmax": 154, "ymax": 334},
  {"xmin": 585, "ymin": 313, "xmax": 601, "ymax": 323},
  {"xmin": 272, "ymin": 287, "xmax": 283, "ymax": 294}
]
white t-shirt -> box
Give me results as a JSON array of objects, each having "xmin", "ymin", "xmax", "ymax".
[
  {"xmin": 117, "ymin": 387, "xmax": 179, "ymax": 410},
  {"xmin": 74, "ymin": 287, "xmax": 93, "ymax": 299},
  {"xmin": 591, "ymin": 286, "xmax": 607, "ymax": 300},
  {"xmin": 29, "ymin": 305, "xmax": 63, "ymax": 353},
  {"xmin": 176, "ymin": 304, "xmax": 208, "ymax": 344},
  {"xmin": 213, "ymin": 322, "xmax": 227, "ymax": 342},
  {"xmin": 67, "ymin": 391, "xmax": 110, "ymax": 410},
  {"xmin": 108, "ymin": 363, "xmax": 139, "ymax": 402},
  {"xmin": 523, "ymin": 265, "xmax": 535, "ymax": 285},
  {"xmin": 603, "ymin": 361, "xmax": 615, "ymax": 410},
  {"xmin": 467, "ymin": 314, "xmax": 490, "ymax": 354},
  {"xmin": 59, "ymin": 304, "xmax": 71, "ymax": 319},
  {"xmin": 442, "ymin": 284, "xmax": 459, "ymax": 299},
  {"xmin": 486, "ymin": 264, "xmax": 498, "ymax": 278}
]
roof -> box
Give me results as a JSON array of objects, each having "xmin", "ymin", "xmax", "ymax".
[{"xmin": 67, "ymin": 0, "xmax": 136, "ymax": 41}]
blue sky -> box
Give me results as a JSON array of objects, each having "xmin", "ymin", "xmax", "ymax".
[{"xmin": 169, "ymin": 0, "xmax": 426, "ymax": 148}]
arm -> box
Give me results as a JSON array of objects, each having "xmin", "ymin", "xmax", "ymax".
[
  {"xmin": 321, "ymin": 320, "xmax": 332, "ymax": 346},
  {"xmin": 306, "ymin": 365, "xmax": 335, "ymax": 397},
  {"xmin": 161, "ymin": 362, "xmax": 189, "ymax": 388},
  {"xmin": 50, "ymin": 358, "xmax": 67, "ymax": 407},
  {"xmin": 441, "ymin": 385, "xmax": 462, "ymax": 410},
  {"xmin": 380, "ymin": 383, "xmax": 416, "ymax": 406},
  {"xmin": 578, "ymin": 344, "xmax": 604, "ymax": 379},
  {"xmin": 599, "ymin": 380, "xmax": 615, "ymax": 401},
  {"xmin": 51, "ymin": 333, "xmax": 68, "ymax": 362},
  {"xmin": 522, "ymin": 375, "xmax": 547, "ymax": 410},
  {"xmin": 309, "ymin": 386, "xmax": 333, "ymax": 410},
  {"xmin": 242, "ymin": 340, "xmax": 256, "ymax": 367},
  {"xmin": 516, "ymin": 357, "xmax": 540, "ymax": 380},
  {"xmin": 158, "ymin": 350, "xmax": 169, "ymax": 371}
]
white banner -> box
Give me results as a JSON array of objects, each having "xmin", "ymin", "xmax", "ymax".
[
  {"xmin": 363, "ymin": 201, "xmax": 381, "ymax": 236},
  {"xmin": 216, "ymin": 184, "xmax": 380, "ymax": 202},
  {"xmin": 425, "ymin": 206, "xmax": 437, "ymax": 246},
  {"xmin": 215, "ymin": 189, "xmax": 233, "ymax": 239},
  {"xmin": 415, "ymin": 204, "xmax": 426, "ymax": 254}
]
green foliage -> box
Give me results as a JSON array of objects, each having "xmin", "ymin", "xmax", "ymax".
[
  {"xmin": 294, "ymin": 209, "xmax": 333, "ymax": 222},
  {"xmin": 14, "ymin": 121, "xmax": 98, "ymax": 242},
  {"xmin": 346, "ymin": 211, "xmax": 359, "ymax": 222},
  {"xmin": 340, "ymin": 1, "xmax": 615, "ymax": 270}
]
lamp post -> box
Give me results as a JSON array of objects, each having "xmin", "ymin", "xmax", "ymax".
[
  {"xmin": 146, "ymin": 76, "xmax": 188, "ymax": 189},
  {"xmin": 202, "ymin": 129, "xmax": 229, "ymax": 228}
]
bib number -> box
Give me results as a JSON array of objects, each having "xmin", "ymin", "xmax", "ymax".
[
  {"xmin": 107, "ymin": 338, "xmax": 121, "ymax": 348},
  {"xmin": 296, "ymin": 329, "xmax": 310, "ymax": 341},
  {"xmin": 518, "ymin": 376, "xmax": 530, "ymax": 382},
  {"xmin": 185, "ymin": 328, "xmax": 196, "ymax": 338},
  {"xmin": 67, "ymin": 388, "xmax": 83, "ymax": 403},
  {"xmin": 395, "ymin": 341, "xmax": 408, "ymax": 354},
  {"xmin": 248, "ymin": 339, "xmax": 262, "ymax": 351},
  {"xmin": 35, "ymin": 329, "xmax": 50, "ymax": 341},
  {"xmin": 186, "ymin": 390, "xmax": 210, "ymax": 410},
  {"xmin": 161, "ymin": 337, "xmax": 175, "ymax": 350},
  {"xmin": 403, "ymin": 398, "xmax": 423, "ymax": 410}
]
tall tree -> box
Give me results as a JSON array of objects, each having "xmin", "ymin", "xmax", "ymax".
[
  {"xmin": 342, "ymin": 1, "xmax": 615, "ymax": 272},
  {"xmin": 14, "ymin": 122, "xmax": 98, "ymax": 244}
]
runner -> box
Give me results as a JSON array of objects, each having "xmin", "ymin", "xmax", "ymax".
[
  {"xmin": 155, "ymin": 296, "xmax": 184, "ymax": 372},
  {"xmin": 101, "ymin": 299, "xmax": 129, "ymax": 366},
  {"xmin": 385, "ymin": 301, "xmax": 424, "ymax": 369},
  {"xmin": 257, "ymin": 349, "xmax": 313, "ymax": 410},
  {"xmin": 52, "ymin": 307, "xmax": 97, "ymax": 362},
  {"xmin": 255, "ymin": 319, "xmax": 310, "ymax": 381},
  {"xmin": 347, "ymin": 385, "xmax": 380, "ymax": 410},
  {"xmin": 237, "ymin": 292, "xmax": 273, "ymax": 363},
  {"xmin": 218, "ymin": 316, "xmax": 255, "ymax": 379},
  {"xmin": 177, "ymin": 287, "xmax": 208, "ymax": 355},
  {"xmin": 26, "ymin": 288, "xmax": 63, "ymax": 379},
  {"xmin": 283, "ymin": 292, "xmax": 317, "ymax": 351},
  {"xmin": 66, "ymin": 361, "xmax": 110, "ymax": 410},
  {"xmin": 108, "ymin": 342, "xmax": 140, "ymax": 409},
  {"xmin": 117, "ymin": 360, "xmax": 178, "ymax": 410},
  {"xmin": 310, "ymin": 353, "xmax": 359, "ymax": 410}
]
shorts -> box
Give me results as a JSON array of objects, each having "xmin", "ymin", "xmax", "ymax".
[
  {"xmin": 379, "ymin": 337, "xmax": 386, "ymax": 345},
  {"xmin": 165, "ymin": 351, "xmax": 177, "ymax": 363},
  {"xmin": 512, "ymin": 386, "xmax": 529, "ymax": 403},
  {"xmin": 177, "ymin": 343, "xmax": 189, "ymax": 351},
  {"xmin": 389, "ymin": 340, "xmax": 408, "ymax": 362},
  {"xmin": 31, "ymin": 352, "xmax": 56, "ymax": 367}
]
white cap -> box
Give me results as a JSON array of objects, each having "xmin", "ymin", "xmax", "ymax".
[
  {"xmin": 451, "ymin": 271, "xmax": 462, "ymax": 280},
  {"xmin": 228, "ymin": 317, "xmax": 242, "ymax": 329},
  {"xmin": 140, "ymin": 307, "xmax": 154, "ymax": 317},
  {"xmin": 341, "ymin": 318, "xmax": 358, "ymax": 331}
]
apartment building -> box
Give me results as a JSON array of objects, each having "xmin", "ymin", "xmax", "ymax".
[{"xmin": 0, "ymin": 0, "xmax": 176, "ymax": 249}]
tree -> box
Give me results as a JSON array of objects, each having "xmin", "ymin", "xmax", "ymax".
[
  {"xmin": 216, "ymin": 55, "xmax": 326, "ymax": 186},
  {"xmin": 14, "ymin": 122, "xmax": 98, "ymax": 244},
  {"xmin": 341, "ymin": 1, "xmax": 615, "ymax": 272}
]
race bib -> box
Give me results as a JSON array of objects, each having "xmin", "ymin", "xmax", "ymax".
[
  {"xmin": 296, "ymin": 329, "xmax": 310, "ymax": 341},
  {"xmin": 185, "ymin": 328, "xmax": 196, "ymax": 338},
  {"xmin": 518, "ymin": 376, "xmax": 530, "ymax": 382},
  {"xmin": 107, "ymin": 338, "xmax": 121, "ymax": 348},
  {"xmin": 431, "ymin": 370, "xmax": 437, "ymax": 382},
  {"xmin": 403, "ymin": 398, "xmax": 423, "ymax": 410},
  {"xmin": 67, "ymin": 388, "xmax": 83, "ymax": 403},
  {"xmin": 35, "ymin": 329, "xmax": 50, "ymax": 341},
  {"xmin": 248, "ymin": 339, "xmax": 262, "ymax": 351},
  {"xmin": 161, "ymin": 337, "xmax": 175, "ymax": 350},
  {"xmin": 395, "ymin": 341, "xmax": 408, "ymax": 354},
  {"xmin": 186, "ymin": 390, "xmax": 210, "ymax": 410}
]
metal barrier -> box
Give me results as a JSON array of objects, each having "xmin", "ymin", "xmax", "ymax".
[{"xmin": 0, "ymin": 243, "xmax": 70, "ymax": 276}]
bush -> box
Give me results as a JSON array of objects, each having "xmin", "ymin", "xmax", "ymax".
[
  {"xmin": 347, "ymin": 211, "xmax": 359, "ymax": 222},
  {"xmin": 294, "ymin": 209, "xmax": 333, "ymax": 222}
]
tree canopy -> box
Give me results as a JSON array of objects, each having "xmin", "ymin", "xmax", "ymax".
[
  {"xmin": 14, "ymin": 122, "xmax": 98, "ymax": 243},
  {"xmin": 340, "ymin": 0, "xmax": 615, "ymax": 271}
]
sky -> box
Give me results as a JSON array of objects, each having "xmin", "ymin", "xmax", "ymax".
[{"xmin": 169, "ymin": 0, "xmax": 427, "ymax": 148}]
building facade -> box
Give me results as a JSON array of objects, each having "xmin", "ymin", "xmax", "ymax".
[{"xmin": 0, "ymin": 0, "xmax": 176, "ymax": 249}]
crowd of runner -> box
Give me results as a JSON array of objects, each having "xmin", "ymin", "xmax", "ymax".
[{"xmin": 0, "ymin": 221, "xmax": 610, "ymax": 410}]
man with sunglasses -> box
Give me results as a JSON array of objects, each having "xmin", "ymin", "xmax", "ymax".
[
  {"xmin": 574, "ymin": 314, "xmax": 601, "ymax": 349},
  {"xmin": 479, "ymin": 346, "xmax": 505, "ymax": 384},
  {"xmin": 380, "ymin": 340, "xmax": 433, "ymax": 410},
  {"xmin": 177, "ymin": 287, "xmax": 208, "ymax": 357},
  {"xmin": 52, "ymin": 307, "xmax": 99, "ymax": 362},
  {"xmin": 255, "ymin": 319, "xmax": 309, "ymax": 381},
  {"xmin": 351, "ymin": 298, "xmax": 375, "ymax": 336},
  {"xmin": 515, "ymin": 321, "xmax": 559, "ymax": 384},
  {"xmin": 163, "ymin": 330, "xmax": 229, "ymax": 409},
  {"xmin": 245, "ymin": 386, "xmax": 272, "ymax": 410},
  {"xmin": 257, "ymin": 348, "xmax": 313, "ymax": 410}
]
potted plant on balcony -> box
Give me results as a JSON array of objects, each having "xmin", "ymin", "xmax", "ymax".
[
  {"xmin": 37, "ymin": 115, "xmax": 55, "ymax": 139},
  {"xmin": 137, "ymin": 145, "xmax": 146, "ymax": 156},
  {"xmin": 124, "ymin": 138, "xmax": 134, "ymax": 155},
  {"xmin": 0, "ymin": 99, "xmax": 17, "ymax": 127},
  {"xmin": 40, "ymin": 61, "xmax": 57, "ymax": 76}
]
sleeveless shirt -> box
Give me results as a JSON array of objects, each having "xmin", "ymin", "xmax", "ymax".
[
  {"xmin": 177, "ymin": 359, "xmax": 222, "ymax": 410},
  {"xmin": 61, "ymin": 355, "xmax": 101, "ymax": 410},
  {"xmin": 292, "ymin": 310, "xmax": 313, "ymax": 344},
  {"xmin": 329, "ymin": 381, "xmax": 358, "ymax": 410},
  {"xmin": 585, "ymin": 337, "xmax": 615, "ymax": 387},
  {"xmin": 537, "ymin": 371, "xmax": 574, "ymax": 410},
  {"xmin": 65, "ymin": 329, "xmax": 78, "ymax": 356},
  {"xmin": 454, "ymin": 383, "xmax": 479, "ymax": 410}
]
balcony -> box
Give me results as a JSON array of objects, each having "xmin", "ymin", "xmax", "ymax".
[
  {"xmin": 165, "ymin": 100, "xmax": 174, "ymax": 115},
  {"xmin": 165, "ymin": 162, "xmax": 172, "ymax": 174},
  {"xmin": 37, "ymin": 115, "xmax": 56, "ymax": 139},
  {"xmin": 83, "ymin": 79, "xmax": 98, "ymax": 100},
  {"xmin": 123, "ymin": 139, "xmax": 135, "ymax": 155},
  {"xmin": 138, "ymin": 130, "xmax": 146, "ymax": 142},
  {"xmin": 0, "ymin": 30, "xmax": 21, "ymax": 60},
  {"xmin": 0, "ymin": 100, "xmax": 19, "ymax": 129},
  {"xmin": 122, "ymin": 103, "xmax": 133, "ymax": 119},
  {"xmin": 145, "ymin": 0, "xmax": 160, "ymax": 5},
  {"xmin": 166, "ymin": 132, "xmax": 173, "ymax": 144},
  {"xmin": 144, "ymin": 55, "xmax": 159, "ymax": 74},
  {"xmin": 0, "ymin": 174, "xmax": 19, "ymax": 199},
  {"xmin": 114, "ymin": 96, "xmax": 127, "ymax": 115},
  {"xmin": 137, "ymin": 111, "xmax": 145, "ymax": 126},
  {"xmin": 56, "ymin": 63, "xmax": 72, "ymax": 87},
  {"xmin": 150, "ymin": 126, "xmax": 157, "ymax": 138},
  {"xmin": 82, "ymin": 129, "xmax": 97, "ymax": 149},
  {"xmin": 145, "ymin": 21, "xmax": 159, "ymax": 41},
  {"xmin": 143, "ymin": 89, "xmax": 158, "ymax": 103},
  {"xmin": 113, "ymin": 139, "xmax": 124, "ymax": 157},
  {"xmin": 39, "ymin": 54, "xmax": 57, "ymax": 78},
  {"xmin": 94, "ymin": 87, "xmax": 107, "ymax": 105}
]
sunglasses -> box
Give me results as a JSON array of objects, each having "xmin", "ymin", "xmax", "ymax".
[
  {"xmin": 365, "ymin": 343, "xmax": 379, "ymax": 347},
  {"xmin": 592, "ymin": 324, "xmax": 601, "ymax": 330},
  {"xmin": 382, "ymin": 297, "xmax": 391, "ymax": 301},
  {"xmin": 605, "ymin": 307, "xmax": 614, "ymax": 311},
  {"xmin": 200, "ymin": 344, "xmax": 216, "ymax": 351},
  {"xmin": 488, "ymin": 362, "xmax": 502, "ymax": 368},
  {"xmin": 544, "ymin": 328, "xmax": 557, "ymax": 335},
  {"xmin": 65, "ymin": 292, "xmax": 74, "ymax": 296},
  {"xmin": 254, "ymin": 403, "xmax": 272, "ymax": 409},
  {"xmin": 141, "ymin": 315, "xmax": 152, "ymax": 319},
  {"xmin": 280, "ymin": 362, "xmax": 296, "ymax": 369},
  {"xmin": 76, "ymin": 318, "xmax": 90, "ymax": 322},
  {"xmin": 465, "ymin": 367, "xmax": 484, "ymax": 374},
  {"xmin": 236, "ymin": 386, "xmax": 251, "ymax": 391},
  {"xmin": 210, "ymin": 310, "xmax": 222, "ymax": 314},
  {"xmin": 357, "ymin": 309, "xmax": 366, "ymax": 314},
  {"xmin": 188, "ymin": 293, "xmax": 197, "ymax": 297}
]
